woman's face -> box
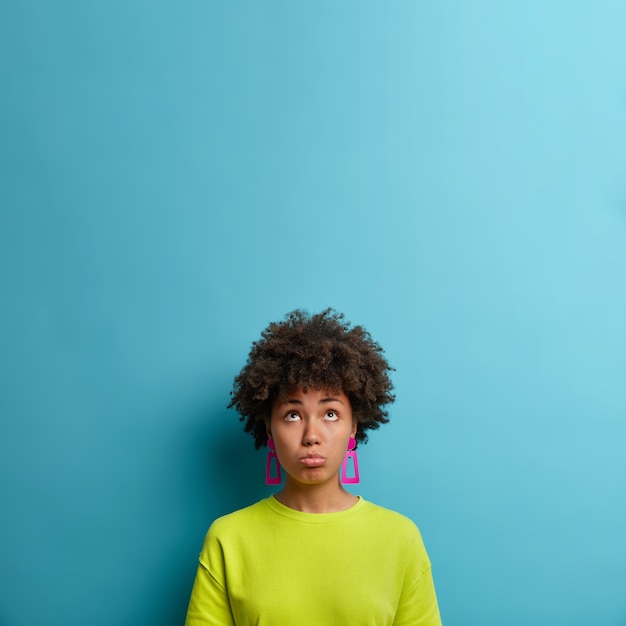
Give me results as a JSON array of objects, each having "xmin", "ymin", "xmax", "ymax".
[{"xmin": 268, "ymin": 387, "xmax": 356, "ymax": 489}]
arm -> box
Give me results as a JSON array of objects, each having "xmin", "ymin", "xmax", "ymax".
[
  {"xmin": 393, "ymin": 564, "xmax": 443, "ymax": 626},
  {"xmin": 185, "ymin": 521, "xmax": 236, "ymax": 626},
  {"xmin": 184, "ymin": 558, "xmax": 235, "ymax": 626}
]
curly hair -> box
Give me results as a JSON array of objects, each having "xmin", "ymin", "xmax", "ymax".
[{"xmin": 228, "ymin": 308, "xmax": 395, "ymax": 449}]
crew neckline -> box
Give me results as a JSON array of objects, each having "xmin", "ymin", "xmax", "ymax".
[{"xmin": 264, "ymin": 494, "xmax": 366, "ymax": 523}]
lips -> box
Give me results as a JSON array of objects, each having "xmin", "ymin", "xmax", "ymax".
[{"xmin": 300, "ymin": 455, "xmax": 326, "ymax": 467}]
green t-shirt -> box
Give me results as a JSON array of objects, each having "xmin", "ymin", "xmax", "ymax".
[{"xmin": 186, "ymin": 496, "xmax": 442, "ymax": 625}]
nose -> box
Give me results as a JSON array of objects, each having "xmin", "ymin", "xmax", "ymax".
[{"xmin": 302, "ymin": 420, "xmax": 321, "ymax": 446}]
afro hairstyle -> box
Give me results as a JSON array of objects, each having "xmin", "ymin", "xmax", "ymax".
[{"xmin": 228, "ymin": 308, "xmax": 395, "ymax": 449}]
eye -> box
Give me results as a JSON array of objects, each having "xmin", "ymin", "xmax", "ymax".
[
  {"xmin": 324, "ymin": 410, "xmax": 339, "ymax": 421},
  {"xmin": 284, "ymin": 411, "xmax": 301, "ymax": 422}
]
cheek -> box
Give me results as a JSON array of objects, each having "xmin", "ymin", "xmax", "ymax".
[
  {"xmin": 335, "ymin": 429, "xmax": 353, "ymax": 452},
  {"xmin": 270, "ymin": 422, "xmax": 298, "ymax": 445}
]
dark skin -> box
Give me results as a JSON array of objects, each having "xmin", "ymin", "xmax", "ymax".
[
  {"xmin": 266, "ymin": 387, "xmax": 358, "ymax": 513},
  {"xmin": 229, "ymin": 308, "xmax": 395, "ymax": 450}
]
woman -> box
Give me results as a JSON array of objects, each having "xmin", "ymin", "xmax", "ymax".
[{"xmin": 185, "ymin": 309, "xmax": 442, "ymax": 625}]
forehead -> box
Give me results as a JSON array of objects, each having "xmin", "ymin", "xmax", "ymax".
[{"xmin": 272, "ymin": 386, "xmax": 348, "ymax": 406}]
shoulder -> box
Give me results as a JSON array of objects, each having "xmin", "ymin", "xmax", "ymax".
[
  {"xmin": 359, "ymin": 501, "xmax": 429, "ymax": 552},
  {"xmin": 360, "ymin": 500, "xmax": 433, "ymax": 574},
  {"xmin": 360, "ymin": 500, "xmax": 421, "ymax": 533},
  {"xmin": 205, "ymin": 498, "xmax": 272, "ymax": 540},
  {"xmin": 198, "ymin": 499, "xmax": 272, "ymax": 567}
]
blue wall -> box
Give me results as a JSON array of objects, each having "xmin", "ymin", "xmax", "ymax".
[{"xmin": 1, "ymin": 2, "xmax": 625, "ymax": 625}]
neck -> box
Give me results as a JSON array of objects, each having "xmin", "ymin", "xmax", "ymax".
[{"xmin": 273, "ymin": 477, "xmax": 358, "ymax": 514}]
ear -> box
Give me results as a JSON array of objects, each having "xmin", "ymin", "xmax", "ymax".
[
  {"xmin": 351, "ymin": 421, "xmax": 357, "ymax": 439},
  {"xmin": 265, "ymin": 417, "xmax": 272, "ymax": 439}
]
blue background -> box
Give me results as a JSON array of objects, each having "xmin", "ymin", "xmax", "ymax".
[{"xmin": 1, "ymin": 2, "xmax": 625, "ymax": 625}]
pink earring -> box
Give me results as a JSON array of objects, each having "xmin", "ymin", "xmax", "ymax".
[
  {"xmin": 265, "ymin": 438, "xmax": 282, "ymax": 485},
  {"xmin": 341, "ymin": 437, "xmax": 360, "ymax": 484}
]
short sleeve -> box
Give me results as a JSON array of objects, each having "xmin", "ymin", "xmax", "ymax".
[
  {"xmin": 393, "ymin": 564, "xmax": 442, "ymax": 626},
  {"xmin": 393, "ymin": 522, "xmax": 442, "ymax": 626},
  {"xmin": 184, "ymin": 528, "xmax": 235, "ymax": 626}
]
